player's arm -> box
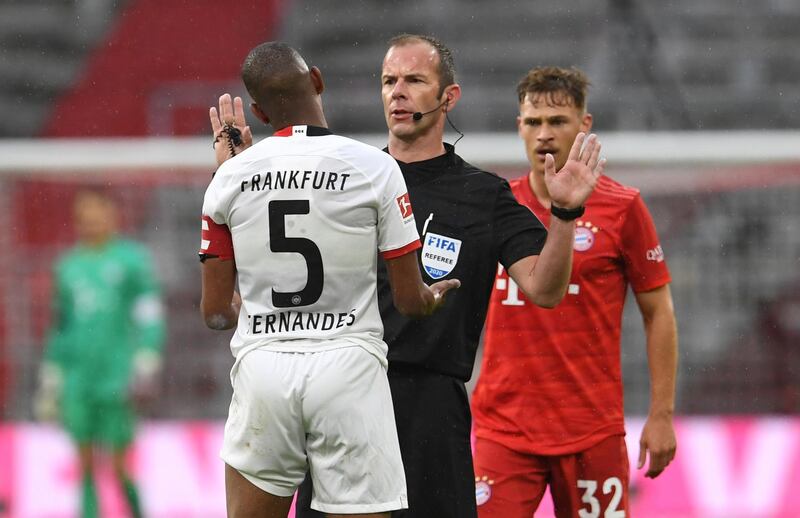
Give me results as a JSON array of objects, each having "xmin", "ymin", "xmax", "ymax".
[
  {"xmin": 635, "ymin": 283, "xmax": 678, "ymax": 478},
  {"xmin": 508, "ymin": 133, "xmax": 604, "ymax": 308},
  {"xmin": 201, "ymin": 257, "xmax": 241, "ymax": 330},
  {"xmin": 35, "ymin": 264, "xmax": 69, "ymax": 421},
  {"xmin": 385, "ymin": 251, "xmax": 460, "ymax": 318},
  {"xmin": 131, "ymin": 247, "xmax": 166, "ymax": 354},
  {"xmin": 128, "ymin": 247, "xmax": 167, "ymax": 403}
]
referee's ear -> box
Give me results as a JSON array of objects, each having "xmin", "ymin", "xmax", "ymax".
[
  {"xmin": 310, "ymin": 66, "xmax": 325, "ymax": 95},
  {"xmin": 442, "ymin": 83, "xmax": 461, "ymax": 112}
]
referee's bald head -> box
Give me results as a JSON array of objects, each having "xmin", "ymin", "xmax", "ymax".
[{"xmin": 241, "ymin": 42, "xmax": 317, "ymax": 117}]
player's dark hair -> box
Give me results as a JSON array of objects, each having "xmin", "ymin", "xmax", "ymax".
[
  {"xmin": 517, "ymin": 67, "xmax": 591, "ymax": 111},
  {"xmin": 388, "ymin": 34, "xmax": 455, "ymax": 98},
  {"xmin": 241, "ymin": 42, "xmax": 310, "ymax": 110}
]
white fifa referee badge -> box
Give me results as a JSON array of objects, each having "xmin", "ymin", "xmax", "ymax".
[{"xmin": 421, "ymin": 231, "xmax": 461, "ymax": 280}]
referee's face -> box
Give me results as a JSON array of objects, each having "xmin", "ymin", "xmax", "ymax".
[
  {"xmin": 381, "ymin": 42, "xmax": 444, "ymax": 140},
  {"xmin": 517, "ymin": 92, "xmax": 592, "ymax": 177}
]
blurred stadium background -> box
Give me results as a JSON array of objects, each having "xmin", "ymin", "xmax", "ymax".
[{"xmin": 1, "ymin": 0, "xmax": 799, "ymax": 516}]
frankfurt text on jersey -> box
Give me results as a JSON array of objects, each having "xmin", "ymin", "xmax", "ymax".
[{"xmin": 241, "ymin": 170, "xmax": 351, "ymax": 192}]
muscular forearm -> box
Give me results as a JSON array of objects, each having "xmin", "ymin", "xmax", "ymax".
[
  {"xmin": 515, "ymin": 217, "xmax": 575, "ymax": 308},
  {"xmin": 394, "ymin": 284, "xmax": 437, "ymax": 318},
  {"xmin": 645, "ymin": 309, "xmax": 678, "ymax": 416},
  {"xmin": 201, "ymin": 259, "xmax": 239, "ymax": 330},
  {"xmin": 201, "ymin": 296, "xmax": 240, "ymax": 330}
]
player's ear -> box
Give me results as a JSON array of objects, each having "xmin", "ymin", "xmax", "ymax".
[
  {"xmin": 250, "ymin": 103, "xmax": 270, "ymax": 125},
  {"xmin": 580, "ymin": 112, "xmax": 593, "ymax": 133},
  {"xmin": 310, "ymin": 66, "xmax": 325, "ymax": 95}
]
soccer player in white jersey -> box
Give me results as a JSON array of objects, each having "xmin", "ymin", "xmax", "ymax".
[{"xmin": 199, "ymin": 42, "xmax": 459, "ymax": 518}]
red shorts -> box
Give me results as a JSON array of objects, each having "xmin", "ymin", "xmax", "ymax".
[{"xmin": 474, "ymin": 434, "xmax": 629, "ymax": 518}]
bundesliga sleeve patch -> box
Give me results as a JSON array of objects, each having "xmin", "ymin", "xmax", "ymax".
[
  {"xmin": 396, "ymin": 193, "xmax": 413, "ymax": 220},
  {"xmin": 199, "ymin": 215, "xmax": 234, "ymax": 261}
]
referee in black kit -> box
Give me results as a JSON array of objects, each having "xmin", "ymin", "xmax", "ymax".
[{"xmin": 213, "ymin": 34, "xmax": 604, "ymax": 518}]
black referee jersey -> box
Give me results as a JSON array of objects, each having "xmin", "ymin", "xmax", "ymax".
[{"xmin": 378, "ymin": 143, "xmax": 547, "ymax": 381}]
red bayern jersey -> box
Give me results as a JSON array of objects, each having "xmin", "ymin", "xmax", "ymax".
[{"xmin": 472, "ymin": 174, "xmax": 671, "ymax": 455}]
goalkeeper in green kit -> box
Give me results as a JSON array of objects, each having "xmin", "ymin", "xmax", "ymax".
[{"xmin": 34, "ymin": 190, "xmax": 165, "ymax": 518}]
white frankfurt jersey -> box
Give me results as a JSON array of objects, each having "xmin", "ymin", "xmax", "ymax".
[{"xmin": 200, "ymin": 125, "xmax": 420, "ymax": 364}]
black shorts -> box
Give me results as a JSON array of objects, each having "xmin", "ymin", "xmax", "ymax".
[{"xmin": 296, "ymin": 364, "xmax": 477, "ymax": 518}]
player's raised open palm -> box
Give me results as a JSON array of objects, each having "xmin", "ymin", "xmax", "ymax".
[
  {"xmin": 210, "ymin": 93, "xmax": 253, "ymax": 166},
  {"xmin": 545, "ymin": 132, "xmax": 605, "ymax": 209}
]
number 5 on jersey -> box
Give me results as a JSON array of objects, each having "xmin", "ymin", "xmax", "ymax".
[{"xmin": 269, "ymin": 200, "xmax": 324, "ymax": 308}]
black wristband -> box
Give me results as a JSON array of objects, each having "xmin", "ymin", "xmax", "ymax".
[{"xmin": 550, "ymin": 204, "xmax": 585, "ymax": 221}]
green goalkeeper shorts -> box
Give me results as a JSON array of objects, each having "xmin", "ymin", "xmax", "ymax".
[{"xmin": 62, "ymin": 393, "xmax": 135, "ymax": 449}]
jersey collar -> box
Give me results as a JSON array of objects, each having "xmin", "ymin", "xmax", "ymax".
[
  {"xmin": 383, "ymin": 143, "xmax": 458, "ymax": 168},
  {"xmin": 272, "ymin": 125, "xmax": 333, "ymax": 137}
]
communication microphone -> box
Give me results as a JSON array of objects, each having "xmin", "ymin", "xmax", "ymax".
[
  {"xmin": 412, "ymin": 99, "xmax": 448, "ymax": 121},
  {"xmin": 411, "ymin": 97, "xmax": 465, "ymax": 147}
]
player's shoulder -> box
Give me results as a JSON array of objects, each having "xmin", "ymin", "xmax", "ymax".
[
  {"xmin": 212, "ymin": 135, "xmax": 275, "ymax": 178},
  {"xmin": 56, "ymin": 246, "xmax": 83, "ymax": 269},
  {"xmin": 592, "ymin": 175, "xmax": 641, "ymax": 204},
  {"xmin": 110, "ymin": 238, "xmax": 152, "ymax": 261},
  {"xmin": 329, "ymin": 135, "xmax": 397, "ymax": 168},
  {"xmin": 508, "ymin": 175, "xmax": 529, "ymax": 192}
]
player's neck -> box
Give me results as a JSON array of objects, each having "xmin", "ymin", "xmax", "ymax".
[
  {"xmin": 82, "ymin": 235, "xmax": 114, "ymax": 249},
  {"xmin": 528, "ymin": 170, "xmax": 552, "ymax": 208},
  {"xmin": 270, "ymin": 108, "xmax": 328, "ymax": 133},
  {"xmin": 388, "ymin": 129, "xmax": 447, "ymax": 164}
]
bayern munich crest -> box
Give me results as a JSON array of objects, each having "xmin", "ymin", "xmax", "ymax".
[
  {"xmin": 574, "ymin": 220, "xmax": 599, "ymax": 251},
  {"xmin": 475, "ymin": 475, "xmax": 495, "ymax": 506}
]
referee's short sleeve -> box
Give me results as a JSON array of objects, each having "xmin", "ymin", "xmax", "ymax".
[{"xmin": 493, "ymin": 178, "xmax": 547, "ymax": 269}]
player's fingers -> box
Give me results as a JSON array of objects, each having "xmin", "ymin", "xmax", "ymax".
[
  {"xmin": 210, "ymin": 107, "xmax": 222, "ymax": 135},
  {"xmin": 646, "ymin": 452, "xmax": 668, "ymax": 478},
  {"xmin": 233, "ymin": 96, "xmax": 247, "ymax": 127},
  {"xmin": 637, "ymin": 442, "xmax": 647, "ymax": 470},
  {"xmin": 567, "ymin": 132, "xmax": 586, "ymax": 162},
  {"xmin": 595, "ymin": 158, "xmax": 606, "ymax": 178},
  {"xmin": 579, "ymin": 134, "xmax": 597, "ymax": 164},
  {"xmin": 219, "ymin": 93, "xmax": 235, "ymax": 124},
  {"xmin": 587, "ymin": 138, "xmax": 602, "ymax": 170},
  {"xmin": 544, "ymin": 153, "xmax": 556, "ymax": 177}
]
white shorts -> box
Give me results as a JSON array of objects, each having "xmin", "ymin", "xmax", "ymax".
[{"xmin": 221, "ymin": 344, "xmax": 408, "ymax": 514}]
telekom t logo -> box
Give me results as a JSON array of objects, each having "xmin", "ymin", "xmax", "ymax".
[
  {"xmin": 396, "ymin": 193, "xmax": 413, "ymax": 219},
  {"xmin": 495, "ymin": 264, "xmax": 579, "ymax": 304},
  {"xmin": 495, "ymin": 264, "xmax": 525, "ymax": 306}
]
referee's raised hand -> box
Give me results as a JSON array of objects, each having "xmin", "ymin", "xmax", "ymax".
[
  {"xmin": 210, "ymin": 93, "xmax": 253, "ymax": 167},
  {"xmin": 544, "ymin": 132, "xmax": 605, "ymax": 210}
]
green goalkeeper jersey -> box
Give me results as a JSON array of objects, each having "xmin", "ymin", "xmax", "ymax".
[{"xmin": 44, "ymin": 238, "xmax": 165, "ymax": 401}]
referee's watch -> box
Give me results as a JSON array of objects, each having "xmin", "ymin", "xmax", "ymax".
[{"xmin": 550, "ymin": 204, "xmax": 585, "ymax": 221}]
